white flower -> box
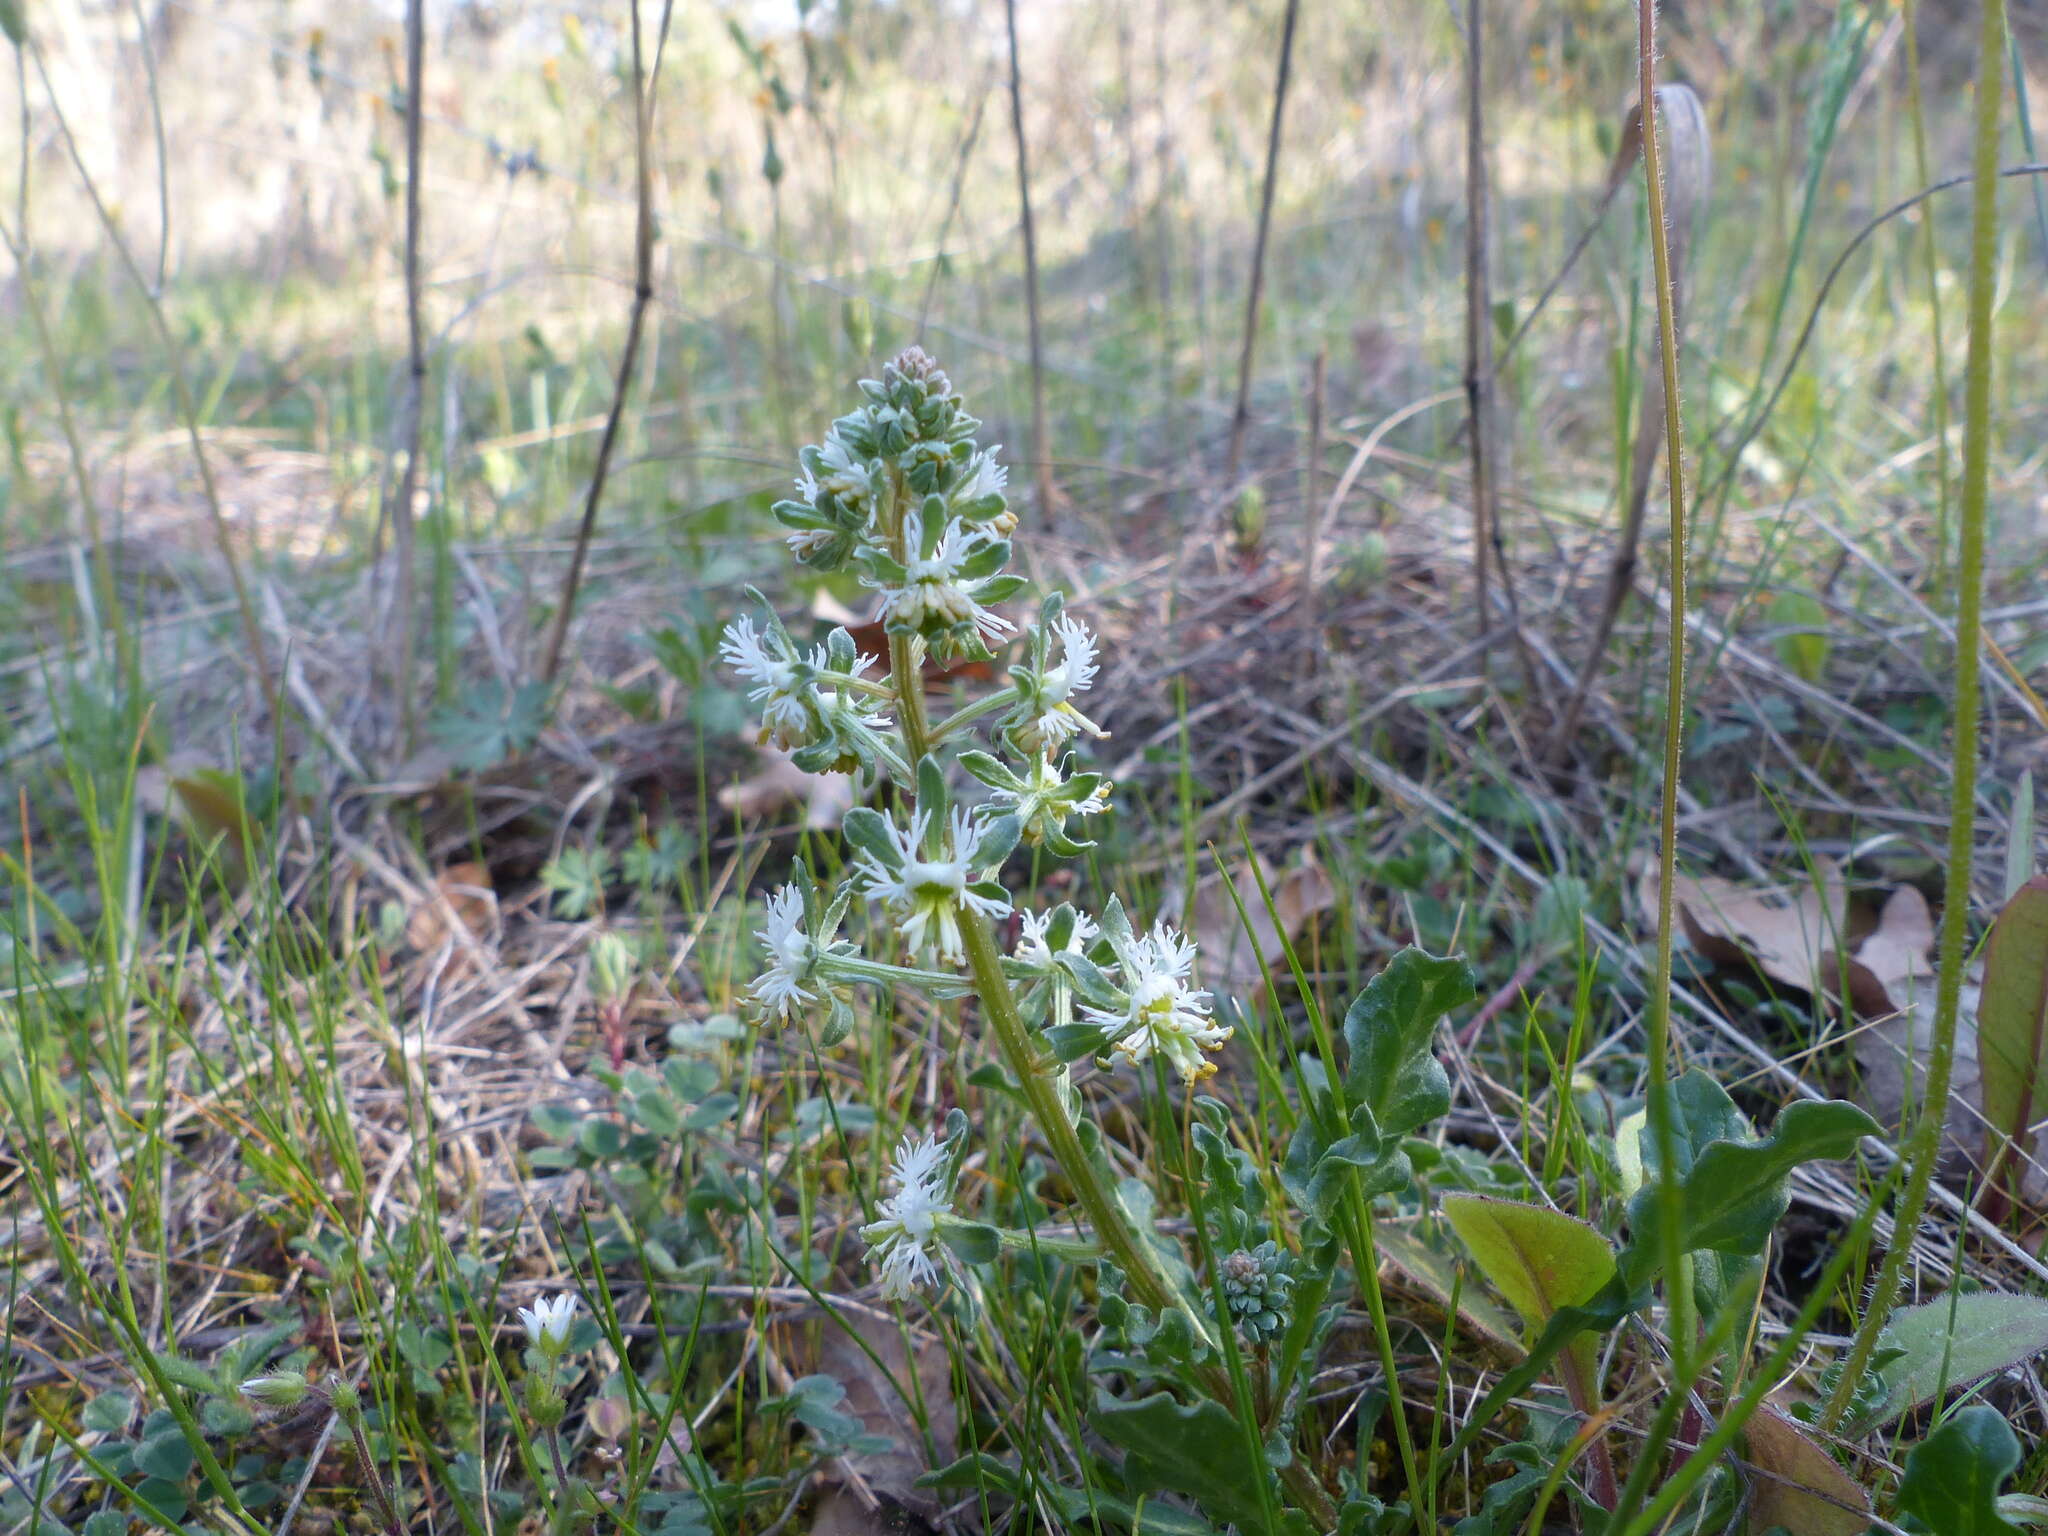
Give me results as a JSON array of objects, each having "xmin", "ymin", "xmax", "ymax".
[
  {"xmin": 814, "ymin": 432, "xmax": 873, "ymax": 513},
  {"xmin": 876, "ymin": 509, "xmax": 1013, "ymax": 643},
  {"xmin": 720, "ymin": 616, "xmax": 811, "ymax": 745},
  {"xmin": 1016, "ymin": 615, "xmax": 1105, "ymax": 752},
  {"xmin": 721, "ymin": 617, "xmax": 876, "ymax": 750},
  {"xmin": 855, "ymin": 807, "xmax": 1010, "ymax": 964},
  {"xmin": 1083, "ymin": 923, "xmax": 1230, "ymax": 1082},
  {"xmin": 518, "ymin": 1293, "xmax": 579, "ymax": 1356},
  {"xmin": 860, "ymin": 1133, "xmax": 953, "ymax": 1301},
  {"xmin": 1015, "ymin": 907, "xmax": 1098, "ymax": 967},
  {"xmin": 959, "ymin": 449, "xmax": 1008, "ymax": 503},
  {"xmin": 751, "ymin": 885, "xmax": 815, "ymax": 1017}
]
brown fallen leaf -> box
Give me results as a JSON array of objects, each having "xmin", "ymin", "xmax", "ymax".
[
  {"xmin": 406, "ymin": 861, "xmax": 497, "ymax": 952},
  {"xmin": 1742, "ymin": 1405, "xmax": 1870, "ymax": 1536},
  {"xmin": 778, "ymin": 1308, "xmax": 957, "ymax": 1523},
  {"xmin": 717, "ymin": 736, "xmax": 855, "ymax": 832},
  {"xmin": 1636, "ymin": 859, "xmax": 1851, "ymax": 997},
  {"xmin": 1163, "ymin": 852, "xmax": 1338, "ymax": 993},
  {"xmin": 1834, "ymin": 883, "xmax": 1936, "ymax": 1017},
  {"xmin": 1854, "ymin": 977, "xmax": 2006, "ymax": 1192}
]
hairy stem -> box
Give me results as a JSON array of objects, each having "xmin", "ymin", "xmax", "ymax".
[
  {"xmin": 1634, "ymin": 0, "xmax": 1696, "ymax": 1396},
  {"xmin": 1818, "ymin": 0, "xmax": 2001, "ymax": 1436}
]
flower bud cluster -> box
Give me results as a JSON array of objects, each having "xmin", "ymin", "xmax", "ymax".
[
  {"xmin": 770, "ymin": 347, "xmax": 1024, "ymax": 661},
  {"xmin": 1218, "ymin": 1241, "xmax": 1294, "ymax": 1340}
]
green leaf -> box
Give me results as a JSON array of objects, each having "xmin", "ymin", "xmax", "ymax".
[
  {"xmin": 1897, "ymin": 1406, "xmax": 2023, "ymax": 1535},
  {"xmin": 1977, "ymin": 877, "xmax": 2048, "ymax": 1191},
  {"xmin": 1340, "ymin": 948, "xmax": 1475, "ymax": 1136},
  {"xmin": 151, "ymin": 1351, "xmax": 220, "ymax": 1395},
  {"xmin": 2007, "ymin": 772, "xmax": 2036, "ymax": 903},
  {"xmin": 1620, "ymin": 1098, "xmax": 1876, "ymax": 1287},
  {"xmin": 82, "ymin": 1513, "xmax": 127, "ymax": 1536},
  {"xmin": 201, "ymin": 1397, "xmax": 254, "ymax": 1436},
  {"xmin": 133, "ymin": 1432, "xmax": 196, "ymax": 1482},
  {"xmin": 939, "ymin": 1221, "xmax": 1001, "ymax": 1265},
  {"xmin": 397, "ymin": 1322, "xmax": 454, "ymax": 1374},
  {"xmin": 82, "ymin": 1390, "xmax": 135, "ymax": 1434},
  {"xmin": 839, "ymin": 807, "xmax": 899, "ymax": 868},
  {"xmin": 1860, "ymin": 1293, "xmax": 2048, "ymax": 1430},
  {"xmin": 1091, "ymin": 1392, "xmax": 1283, "ymax": 1533},
  {"xmin": 132, "ymin": 1480, "xmax": 188, "ymax": 1523},
  {"xmin": 915, "ymin": 1452, "xmax": 1021, "ymax": 1495},
  {"xmin": 1440, "ymin": 1195, "xmax": 1616, "ymax": 1339},
  {"xmin": 0, "ymin": 0, "xmax": 26, "ymax": 47}
]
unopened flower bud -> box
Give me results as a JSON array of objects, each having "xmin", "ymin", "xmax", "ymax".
[{"xmin": 241, "ymin": 1371, "xmax": 310, "ymax": 1409}]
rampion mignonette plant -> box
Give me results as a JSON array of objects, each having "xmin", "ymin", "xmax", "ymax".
[
  {"xmin": 719, "ymin": 348, "xmax": 1240, "ymax": 1310},
  {"xmin": 717, "ymin": 348, "xmax": 1454, "ymax": 1535}
]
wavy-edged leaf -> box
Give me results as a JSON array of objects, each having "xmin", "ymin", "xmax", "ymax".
[
  {"xmin": 1896, "ymin": 1405, "xmax": 2023, "ymax": 1536},
  {"xmin": 1441, "ymin": 1195, "xmax": 1616, "ymax": 1337},
  {"xmin": 1340, "ymin": 950, "xmax": 1474, "ymax": 1133},
  {"xmin": 1620, "ymin": 1098, "xmax": 1876, "ymax": 1287}
]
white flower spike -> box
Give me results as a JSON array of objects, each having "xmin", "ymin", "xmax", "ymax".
[
  {"xmin": 1084, "ymin": 922, "xmax": 1231, "ymax": 1082},
  {"xmin": 518, "ymin": 1293, "xmax": 579, "ymax": 1357},
  {"xmin": 861, "ymin": 1133, "xmax": 953, "ymax": 1301},
  {"xmin": 856, "ymin": 806, "xmax": 1010, "ymax": 965}
]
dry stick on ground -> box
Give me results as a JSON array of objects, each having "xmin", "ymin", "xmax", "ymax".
[
  {"xmin": 391, "ymin": 0, "xmax": 426, "ymax": 753},
  {"xmin": 1002, "ymin": 0, "xmax": 1057, "ymax": 518},
  {"xmin": 1221, "ymin": 0, "xmax": 1300, "ymax": 486},
  {"xmin": 1547, "ymin": 85, "xmax": 1709, "ymax": 767},
  {"xmin": 541, "ymin": 0, "xmax": 669, "ymax": 687}
]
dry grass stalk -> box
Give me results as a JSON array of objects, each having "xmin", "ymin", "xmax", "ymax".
[
  {"xmin": 1548, "ymin": 83, "xmax": 1711, "ymax": 765},
  {"xmin": 1222, "ymin": 0, "xmax": 1300, "ymax": 486},
  {"xmin": 1004, "ymin": 0, "xmax": 1057, "ymax": 517},
  {"xmin": 542, "ymin": 0, "xmax": 673, "ymax": 687}
]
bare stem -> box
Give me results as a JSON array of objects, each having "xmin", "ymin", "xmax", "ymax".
[
  {"xmin": 393, "ymin": 0, "xmax": 427, "ymax": 752},
  {"xmin": 540, "ymin": 0, "xmax": 672, "ymax": 686},
  {"xmin": 1460, "ymin": 0, "xmax": 1494, "ymax": 646},
  {"xmin": 1634, "ymin": 0, "xmax": 1698, "ymax": 1408},
  {"xmin": 1818, "ymin": 0, "xmax": 2001, "ymax": 1436}
]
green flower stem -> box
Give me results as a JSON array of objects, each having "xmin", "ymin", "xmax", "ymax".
[
  {"xmin": 338, "ymin": 1397, "xmax": 404, "ymax": 1536},
  {"xmin": 1818, "ymin": 0, "xmax": 2001, "ymax": 1436},
  {"xmin": 958, "ymin": 910, "xmax": 1337, "ymax": 1528},
  {"xmin": 937, "ymin": 1210, "xmax": 1100, "ymax": 1262},
  {"xmin": 1338, "ymin": 1197, "xmax": 1428, "ymax": 1528},
  {"xmin": 875, "ymin": 434, "xmax": 1333, "ymax": 1527},
  {"xmin": 544, "ymin": 1423, "xmax": 576, "ymax": 1532},
  {"xmin": 928, "ymin": 689, "xmax": 1020, "ymax": 744}
]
